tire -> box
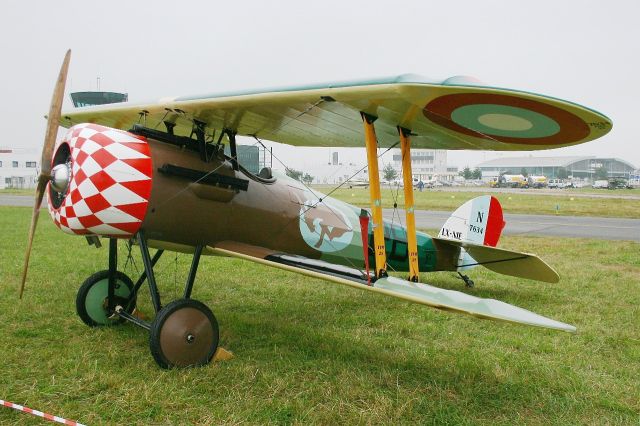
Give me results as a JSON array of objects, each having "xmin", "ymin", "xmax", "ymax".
[
  {"xmin": 76, "ymin": 270, "xmax": 136, "ymax": 327},
  {"xmin": 149, "ymin": 299, "xmax": 219, "ymax": 369}
]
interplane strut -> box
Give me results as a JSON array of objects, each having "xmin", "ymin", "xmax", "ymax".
[
  {"xmin": 398, "ymin": 127, "xmax": 420, "ymax": 282},
  {"xmin": 361, "ymin": 112, "xmax": 387, "ymax": 277}
]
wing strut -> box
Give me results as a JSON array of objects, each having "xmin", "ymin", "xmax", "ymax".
[
  {"xmin": 224, "ymin": 129, "xmax": 239, "ymax": 170},
  {"xmin": 361, "ymin": 112, "xmax": 387, "ymax": 277},
  {"xmin": 398, "ymin": 127, "xmax": 420, "ymax": 282}
]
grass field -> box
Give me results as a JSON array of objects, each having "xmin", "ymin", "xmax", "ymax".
[
  {"xmin": 315, "ymin": 186, "xmax": 640, "ymax": 218},
  {"xmin": 3, "ymin": 187, "xmax": 640, "ymax": 219},
  {"xmin": 0, "ymin": 206, "xmax": 639, "ymax": 424}
]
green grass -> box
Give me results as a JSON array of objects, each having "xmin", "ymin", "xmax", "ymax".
[
  {"xmin": 0, "ymin": 188, "xmax": 33, "ymax": 196},
  {"xmin": 0, "ymin": 206, "xmax": 639, "ymax": 424},
  {"xmin": 316, "ymin": 186, "xmax": 640, "ymax": 218}
]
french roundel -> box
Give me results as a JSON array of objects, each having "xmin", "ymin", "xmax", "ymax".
[{"xmin": 423, "ymin": 93, "xmax": 590, "ymax": 145}]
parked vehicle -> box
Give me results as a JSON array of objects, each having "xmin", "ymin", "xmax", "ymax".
[
  {"xmin": 607, "ymin": 178, "xmax": 628, "ymax": 189},
  {"xmin": 592, "ymin": 180, "xmax": 609, "ymax": 189},
  {"xmin": 527, "ymin": 175, "xmax": 548, "ymax": 188},
  {"xmin": 548, "ymin": 179, "xmax": 571, "ymax": 189},
  {"xmin": 490, "ymin": 174, "xmax": 527, "ymax": 188}
]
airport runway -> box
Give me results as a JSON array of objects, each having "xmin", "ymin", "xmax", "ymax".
[
  {"xmin": 382, "ymin": 209, "xmax": 639, "ymax": 242},
  {"xmin": 1, "ymin": 195, "xmax": 637, "ymax": 241},
  {"xmin": 0, "ymin": 195, "xmax": 36, "ymax": 207}
]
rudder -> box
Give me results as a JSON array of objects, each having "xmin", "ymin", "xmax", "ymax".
[
  {"xmin": 438, "ymin": 195, "xmax": 506, "ymax": 272},
  {"xmin": 438, "ymin": 195, "xmax": 505, "ymax": 247}
]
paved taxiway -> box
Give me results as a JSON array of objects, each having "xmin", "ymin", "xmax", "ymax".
[
  {"xmin": 382, "ymin": 209, "xmax": 639, "ymax": 242},
  {"xmin": 1, "ymin": 194, "xmax": 637, "ymax": 241}
]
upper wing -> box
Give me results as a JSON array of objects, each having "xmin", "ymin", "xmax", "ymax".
[
  {"xmin": 211, "ymin": 241, "xmax": 575, "ymax": 333},
  {"xmin": 61, "ymin": 74, "xmax": 611, "ymax": 151}
]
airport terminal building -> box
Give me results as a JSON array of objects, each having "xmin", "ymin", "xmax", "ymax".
[
  {"xmin": 0, "ymin": 148, "xmax": 40, "ymax": 189},
  {"xmin": 476, "ymin": 156, "xmax": 637, "ymax": 180}
]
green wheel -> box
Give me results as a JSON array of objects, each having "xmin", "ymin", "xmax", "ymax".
[
  {"xmin": 149, "ymin": 299, "xmax": 219, "ymax": 369},
  {"xmin": 76, "ymin": 270, "xmax": 136, "ymax": 327}
]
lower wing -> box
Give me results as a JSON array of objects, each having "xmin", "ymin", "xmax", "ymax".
[{"xmin": 211, "ymin": 241, "xmax": 574, "ymax": 333}]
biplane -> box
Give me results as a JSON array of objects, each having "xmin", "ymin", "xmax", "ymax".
[{"xmin": 20, "ymin": 51, "xmax": 611, "ymax": 368}]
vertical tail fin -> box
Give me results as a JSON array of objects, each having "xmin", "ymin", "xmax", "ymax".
[
  {"xmin": 438, "ymin": 195, "xmax": 506, "ymax": 272},
  {"xmin": 438, "ymin": 195, "xmax": 505, "ymax": 246}
]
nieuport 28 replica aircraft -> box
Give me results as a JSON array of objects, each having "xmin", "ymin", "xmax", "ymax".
[{"xmin": 20, "ymin": 51, "xmax": 611, "ymax": 368}]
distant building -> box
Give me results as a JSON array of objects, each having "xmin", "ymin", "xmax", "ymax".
[
  {"xmin": 0, "ymin": 91, "xmax": 130, "ymax": 189},
  {"xmin": 296, "ymin": 148, "xmax": 456, "ymax": 184},
  {"xmin": 224, "ymin": 145, "xmax": 265, "ymax": 174},
  {"xmin": 70, "ymin": 91, "xmax": 128, "ymax": 107},
  {"xmin": 390, "ymin": 149, "xmax": 456, "ymax": 181},
  {"xmin": 0, "ymin": 148, "xmax": 39, "ymax": 189},
  {"xmin": 476, "ymin": 156, "xmax": 636, "ymax": 180}
]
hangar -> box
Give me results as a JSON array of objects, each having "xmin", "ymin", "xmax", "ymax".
[{"xmin": 476, "ymin": 156, "xmax": 636, "ymax": 180}]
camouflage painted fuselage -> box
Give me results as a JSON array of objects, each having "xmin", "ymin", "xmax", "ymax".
[{"xmin": 140, "ymin": 138, "xmax": 455, "ymax": 274}]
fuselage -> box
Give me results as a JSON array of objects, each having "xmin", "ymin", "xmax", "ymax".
[
  {"xmin": 46, "ymin": 123, "xmax": 457, "ymax": 275},
  {"xmin": 141, "ymin": 137, "xmax": 456, "ymax": 274}
]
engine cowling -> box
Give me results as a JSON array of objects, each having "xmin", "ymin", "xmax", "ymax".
[{"xmin": 47, "ymin": 123, "xmax": 153, "ymax": 237}]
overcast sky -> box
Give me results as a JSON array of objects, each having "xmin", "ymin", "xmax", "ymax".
[{"xmin": 0, "ymin": 0, "xmax": 637, "ymax": 169}]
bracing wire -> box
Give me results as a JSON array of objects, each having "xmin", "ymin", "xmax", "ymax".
[{"xmin": 252, "ymin": 135, "xmax": 402, "ymax": 277}]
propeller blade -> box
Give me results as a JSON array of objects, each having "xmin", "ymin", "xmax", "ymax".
[
  {"xmin": 19, "ymin": 178, "xmax": 47, "ymax": 298},
  {"xmin": 19, "ymin": 50, "xmax": 71, "ymax": 299},
  {"xmin": 41, "ymin": 49, "xmax": 71, "ymax": 177}
]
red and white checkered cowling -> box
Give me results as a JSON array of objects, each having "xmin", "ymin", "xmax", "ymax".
[{"xmin": 47, "ymin": 123, "xmax": 153, "ymax": 237}]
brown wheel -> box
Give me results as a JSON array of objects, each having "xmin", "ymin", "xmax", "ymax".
[{"xmin": 149, "ymin": 298, "xmax": 219, "ymax": 369}]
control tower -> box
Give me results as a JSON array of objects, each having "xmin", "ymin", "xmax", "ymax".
[{"xmin": 70, "ymin": 91, "xmax": 128, "ymax": 108}]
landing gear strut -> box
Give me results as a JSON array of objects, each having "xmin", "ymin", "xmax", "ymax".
[
  {"xmin": 75, "ymin": 231, "xmax": 219, "ymax": 369},
  {"xmin": 458, "ymin": 272, "xmax": 475, "ymax": 288}
]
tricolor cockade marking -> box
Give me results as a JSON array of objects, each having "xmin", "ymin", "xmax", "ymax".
[{"xmin": 423, "ymin": 93, "xmax": 591, "ymax": 145}]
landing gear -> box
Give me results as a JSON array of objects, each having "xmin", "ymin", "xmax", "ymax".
[
  {"xmin": 75, "ymin": 270, "xmax": 135, "ymax": 327},
  {"xmin": 149, "ymin": 299, "xmax": 219, "ymax": 369},
  {"xmin": 77, "ymin": 233, "xmax": 219, "ymax": 368},
  {"xmin": 458, "ymin": 272, "xmax": 475, "ymax": 288}
]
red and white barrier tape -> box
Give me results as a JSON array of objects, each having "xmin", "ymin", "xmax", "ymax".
[{"xmin": 1, "ymin": 399, "xmax": 86, "ymax": 425}]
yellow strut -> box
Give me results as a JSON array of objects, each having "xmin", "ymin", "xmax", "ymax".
[
  {"xmin": 361, "ymin": 112, "xmax": 387, "ymax": 277},
  {"xmin": 398, "ymin": 127, "xmax": 420, "ymax": 281}
]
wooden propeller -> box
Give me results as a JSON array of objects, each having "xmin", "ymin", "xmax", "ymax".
[{"xmin": 19, "ymin": 50, "xmax": 71, "ymax": 299}]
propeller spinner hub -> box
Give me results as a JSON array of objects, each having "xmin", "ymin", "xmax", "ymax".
[{"xmin": 50, "ymin": 163, "xmax": 71, "ymax": 193}]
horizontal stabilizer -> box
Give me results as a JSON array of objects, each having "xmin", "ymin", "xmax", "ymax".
[
  {"xmin": 433, "ymin": 237, "xmax": 559, "ymax": 283},
  {"xmin": 212, "ymin": 242, "xmax": 574, "ymax": 333}
]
